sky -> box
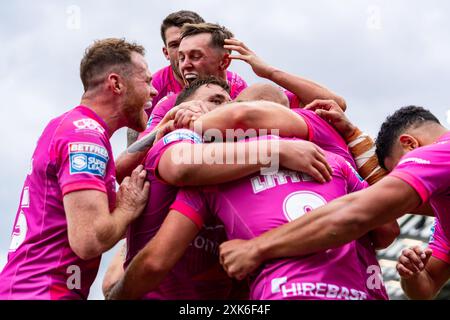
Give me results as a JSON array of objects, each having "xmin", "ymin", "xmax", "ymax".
[{"xmin": 0, "ymin": 0, "xmax": 449, "ymax": 299}]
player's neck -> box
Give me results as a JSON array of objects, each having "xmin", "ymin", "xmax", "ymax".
[{"xmin": 80, "ymin": 92, "xmax": 124, "ymax": 137}]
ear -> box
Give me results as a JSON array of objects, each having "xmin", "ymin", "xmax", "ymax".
[
  {"xmin": 162, "ymin": 47, "xmax": 170, "ymax": 61},
  {"xmin": 399, "ymin": 134, "xmax": 419, "ymax": 151},
  {"xmin": 107, "ymin": 73, "xmax": 123, "ymax": 95},
  {"xmin": 219, "ymin": 53, "xmax": 231, "ymax": 71}
]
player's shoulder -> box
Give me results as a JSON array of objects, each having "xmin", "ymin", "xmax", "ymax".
[
  {"xmin": 226, "ymin": 70, "xmax": 247, "ymax": 84},
  {"xmin": 153, "ymin": 65, "xmax": 171, "ymax": 80},
  {"xmin": 54, "ymin": 106, "xmax": 109, "ymax": 143},
  {"xmin": 398, "ymin": 138, "xmax": 450, "ymax": 168}
]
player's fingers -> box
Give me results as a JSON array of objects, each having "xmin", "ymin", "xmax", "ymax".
[
  {"xmin": 315, "ymin": 151, "xmax": 333, "ymax": 178},
  {"xmin": 313, "ymin": 160, "xmax": 332, "ymax": 182},
  {"xmin": 396, "ymin": 263, "xmax": 414, "ymax": 278},
  {"xmin": 306, "ymin": 166, "xmax": 326, "ymax": 184},
  {"xmin": 224, "ymin": 44, "xmax": 249, "ymax": 55},
  {"xmin": 130, "ymin": 164, "xmax": 143, "ymax": 184},
  {"xmin": 404, "ymin": 249, "xmax": 424, "ymax": 269},
  {"xmin": 228, "ymin": 54, "xmax": 250, "ymax": 62},
  {"xmin": 399, "ymin": 255, "xmax": 419, "ymax": 272}
]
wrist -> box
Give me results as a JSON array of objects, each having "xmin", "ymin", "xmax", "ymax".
[
  {"xmin": 261, "ymin": 65, "xmax": 279, "ymax": 80},
  {"xmin": 343, "ymin": 126, "xmax": 361, "ymax": 143}
]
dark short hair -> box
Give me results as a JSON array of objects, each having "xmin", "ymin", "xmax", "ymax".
[
  {"xmin": 160, "ymin": 10, "xmax": 205, "ymax": 45},
  {"xmin": 180, "ymin": 23, "xmax": 234, "ymax": 51},
  {"xmin": 375, "ymin": 106, "xmax": 440, "ymax": 169},
  {"xmin": 175, "ymin": 76, "xmax": 230, "ymax": 105},
  {"xmin": 80, "ymin": 38, "xmax": 145, "ymax": 91}
]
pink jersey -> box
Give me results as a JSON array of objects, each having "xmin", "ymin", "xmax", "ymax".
[
  {"xmin": 172, "ymin": 136, "xmax": 388, "ymax": 300},
  {"xmin": 144, "ymin": 67, "xmax": 248, "ymax": 132},
  {"xmin": 150, "ymin": 65, "xmax": 184, "ymax": 115},
  {"xmin": 0, "ymin": 106, "xmax": 116, "ymax": 300},
  {"xmin": 292, "ymin": 108, "xmax": 357, "ymax": 168},
  {"xmin": 285, "ymin": 90, "xmax": 301, "ymax": 108},
  {"xmin": 389, "ymin": 131, "xmax": 450, "ymax": 265},
  {"xmin": 125, "ymin": 129, "xmax": 233, "ymax": 299}
]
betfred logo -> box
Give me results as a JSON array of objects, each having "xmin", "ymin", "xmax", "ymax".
[
  {"xmin": 68, "ymin": 143, "xmax": 109, "ymax": 177},
  {"xmin": 73, "ymin": 118, "xmax": 105, "ymax": 135},
  {"xmin": 69, "ymin": 143, "xmax": 109, "ymax": 158}
]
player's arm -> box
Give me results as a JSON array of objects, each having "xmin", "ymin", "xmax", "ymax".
[
  {"xmin": 224, "ymin": 38, "xmax": 346, "ymax": 110},
  {"xmin": 115, "ymin": 130, "xmax": 158, "ymax": 183},
  {"xmin": 102, "ymin": 241, "xmax": 127, "ymax": 298},
  {"xmin": 158, "ymin": 139, "xmax": 332, "ymax": 186},
  {"xmin": 398, "ymin": 247, "xmax": 450, "ymax": 299},
  {"xmin": 196, "ymin": 100, "xmax": 310, "ymax": 140},
  {"xmin": 115, "ymin": 101, "xmax": 212, "ymax": 183},
  {"xmin": 64, "ymin": 166, "xmax": 149, "ymax": 260},
  {"xmin": 106, "ymin": 210, "xmax": 199, "ymax": 300},
  {"xmin": 219, "ymin": 176, "xmax": 421, "ymax": 280}
]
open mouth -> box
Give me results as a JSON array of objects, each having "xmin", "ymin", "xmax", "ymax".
[
  {"xmin": 143, "ymin": 101, "xmax": 153, "ymax": 110},
  {"xmin": 183, "ymin": 73, "xmax": 198, "ymax": 84}
]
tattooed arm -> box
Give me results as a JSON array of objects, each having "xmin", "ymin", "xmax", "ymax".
[{"xmin": 116, "ymin": 130, "xmax": 158, "ymax": 183}]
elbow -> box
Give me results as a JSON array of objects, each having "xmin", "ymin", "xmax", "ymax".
[
  {"xmin": 335, "ymin": 96, "xmax": 347, "ymax": 112},
  {"xmin": 69, "ymin": 230, "xmax": 109, "ymax": 260},
  {"xmin": 70, "ymin": 241, "xmax": 103, "ymax": 261},
  {"xmin": 230, "ymin": 103, "xmax": 259, "ymax": 129}
]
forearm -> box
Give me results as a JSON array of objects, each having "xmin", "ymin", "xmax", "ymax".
[
  {"xmin": 196, "ymin": 101, "xmax": 306, "ymax": 139},
  {"xmin": 253, "ymin": 180, "xmax": 419, "ymax": 261},
  {"xmin": 102, "ymin": 241, "xmax": 126, "ymax": 297},
  {"xmin": 401, "ymin": 271, "xmax": 437, "ymax": 300},
  {"xmin": 255, "ymin": 195, "xmax": 367, "ymax": 260},
  {"xmin": 267, "ymin": 68, "xmax": 346, "ymax": 110},
  {"xmin": 92, "ymin": 209, "xmax": 133, "ymax": 253},
  {"xmin": 116, "ymin": 131, "xmax": 157, "ymax": 183},
  {"xmin": 160, "ymin": 140, "xmax": 282, "ymax": 186},
  {"xmin": 107, "ymin": 246, "xmax": 168, "ymax": 300}
]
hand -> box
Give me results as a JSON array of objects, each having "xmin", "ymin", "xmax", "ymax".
[
  {"xmin": 397, "ymin": 246, "xmax": 433, "ymax": 279},
  {"xmin": 173, "ymin": 100, "xmax": 212, "ymax": 129},
  {"xmin": 157, "ymin": 101, "xmax": 212, "ymax": 130},
  {"xmin": 219, "ymin": 239, "xmax": 263, "ymax": 280},
  {"xmin": 279, "ymin": 140, "xmax": 333, "ymax": 183},
  {"xmin": 305, "ymin": 99, "xmax": 356, "ymax": 139},
  {"xmin": 116, "ymin": 164, "xmax": 150, "ymax": 222},
  {"xmin": 224, "ymin": 38, "xmax": 275, "ymax": 79}
]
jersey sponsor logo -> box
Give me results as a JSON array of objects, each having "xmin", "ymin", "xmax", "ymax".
[
  {"xmin": 68, "ymin": 142, "xmax": 109, "ymax": 177},
  {"xmin": 73, "ymin": 118, "xmax": 105, "ymax": 135},
  {"xmin": 163, "ymin": 129, "xmax": 202, "ymax": 145},
  {"xmin": 9, "ymin": 211, "xmax": 28, "ymax": 252},
  {"xmin": 345, "ymin": 160, "xmax": 364, "ymax": 182},
  {"xmin": 283, "ymin": 191, "xmax": 327, "ymax": 222},
  {"xmin": 270, "ymin": 277, "xmax": 368, "ymax": 300},
  {"xmin": 271, "ymin": 277, "xmax": 287, "ymax": 293},
  {"xmin": 398, "ymin": 157, "xmax": 431, "ymax": 166}
]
